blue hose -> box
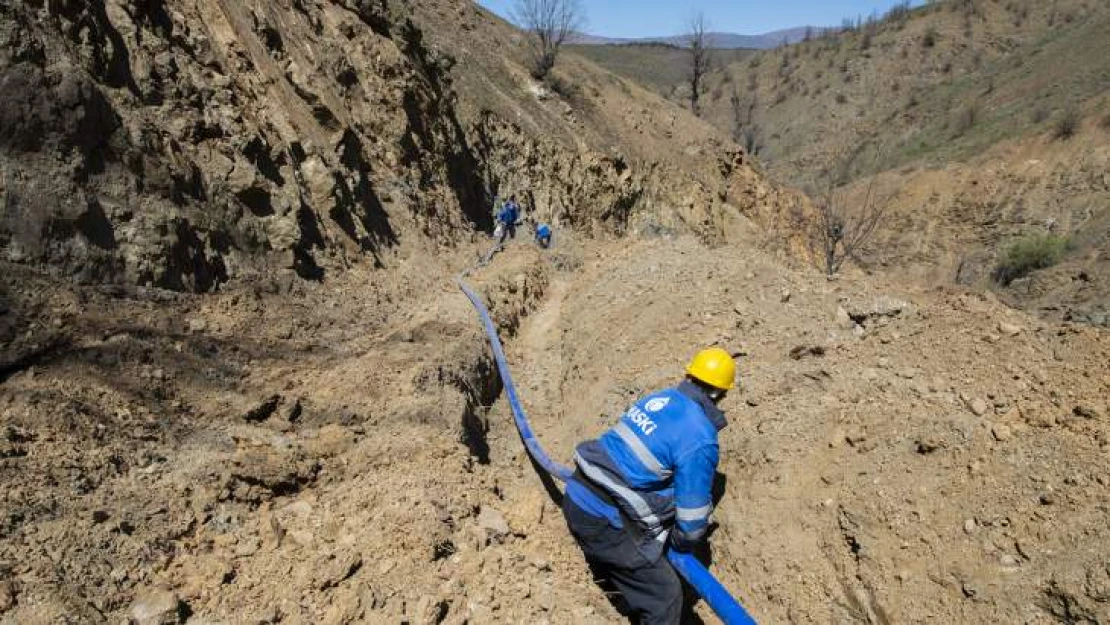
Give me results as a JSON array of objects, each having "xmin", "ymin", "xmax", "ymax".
[
  {"xmin": 667, "ymin": 550, "xmax": 758, "ymax": 625},
  {"xmin": 457, "ymin": 277, "xmax": 758, "ymax": 624},
  {"xmin": 458, "ymin": 279, "xmax": 573, "ymax": 482}
]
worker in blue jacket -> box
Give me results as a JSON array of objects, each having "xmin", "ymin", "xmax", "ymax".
[
  {"xmin": 563, "ymin": 347, "xmax": 736, "ymax": 624},
  {"xmin": 534, "ymin": 222, "xmax": 552, "ymax": 248},
  {"xmin": 495, "ymin": 195, "xmax": 520, "ymax": 244}
]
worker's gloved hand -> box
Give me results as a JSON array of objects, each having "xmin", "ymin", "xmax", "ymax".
[{"xmin": 669, "ymin": 530, "xmax": 699, "ymax": 553}]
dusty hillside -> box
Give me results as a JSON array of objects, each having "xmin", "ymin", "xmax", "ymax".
[
  {"xmin": 0, "ymin": 0, "xmax": 785, "ymax": 292},
  {"xmin": 567, "ymin": 43, "xmax": 755, "ymax": 100},
  {"xmin": 403, "ymin": 0, "xmax": 800, "ymax": 245},
  {"xmin": 512, "ymin": 235, "xmax": 1110, "ymax": 624},
  {"xmin": 0, "ymin": 0, "xmax": 796, "ymax": 622},
  {"xmin": 836, "ymin": 124, "xmax": 1110, "ymax": 326},
  {"xmin": 2, "ymin": 1, "xmax": 1109, "ymax": 624},
  {"xmin": 581, "ymin": 0, "xmax": 1109, "ymax": 183},
  {"xmin": 580, "ymin": 0, "xmax": 1110, "ymax": 326},
  {"xmin": 0, "ymin": 0, "xmax": 496, "ymax": 289},
  {"xmin": 3, "ymin": 221, "xmax": 1108, "ymax": 624}
]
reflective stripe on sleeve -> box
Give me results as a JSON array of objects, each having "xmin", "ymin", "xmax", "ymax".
[
  {"xmin": 676, "ymin": 504, "xmax": 712, "ymax": 522},
  {"xmin": 575, "ymin": 451, "xmax": 662, "ymax": 528},
  {"xmin": 678, "ymin": 524, "xmax": 708, "ymax": 540}
]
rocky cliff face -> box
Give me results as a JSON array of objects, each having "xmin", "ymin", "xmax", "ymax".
[
  {"xmin": 1, "ymin": 0, "xmax": 782, "ymax": 293},
  {"xmin": 1, "ymin": 0, "xmax": 497, "ymax": 290},
  {"xmin": 468, "ymin": 113, "xmax": 790, "ymax": 243}
]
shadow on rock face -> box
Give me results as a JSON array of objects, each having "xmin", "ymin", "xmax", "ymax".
[{"xmin": 75, "ymin": 197, "xmax": 117, "ymax": 250}]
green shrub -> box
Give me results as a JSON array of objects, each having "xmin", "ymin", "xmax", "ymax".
[
  {"xmin": 546, "ymin": 74, "xmax": 581, "ymax": 102},
  {"xmin": 994, "ymin": 234, "xmax": 1071, "ymax": 284}
]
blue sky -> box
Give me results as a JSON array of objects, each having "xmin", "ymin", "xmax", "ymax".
[{"xmin": 475, "ymin": 0, "xmax": 925, "ymax": 38}]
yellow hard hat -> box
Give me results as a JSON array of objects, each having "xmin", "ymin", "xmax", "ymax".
[{"xmin": 685, "ymin": 347, "xmax": 736, "ymax": 390}]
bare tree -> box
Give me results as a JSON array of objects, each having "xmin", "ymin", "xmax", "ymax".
[
  {"xmin": 512, "ymin": 0, "xmax": 584, "ymax": 80},
  {"xmin": 686, "ymin": 12, "xmax": 712, "ymax": 116},
  {"xmin": 729, "ymin": 87, "xmax": 761, "ymax": 155},
  {"xmin": 812, "ymin": 178, "xmax": 887, "ymax": 276}
]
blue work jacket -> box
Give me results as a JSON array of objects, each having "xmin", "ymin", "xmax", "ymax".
[
  {"xmin": 571, "ymin": 380, "xmax": 726, "ymax": 560},
  {"xmin": 497, "ymin": 202, "xmax": 519, "ymax": 225}
]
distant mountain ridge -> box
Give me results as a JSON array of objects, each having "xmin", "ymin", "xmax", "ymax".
[{"xmin": 572, "ymin": 26, "xmax": 824, "ymax": 49}]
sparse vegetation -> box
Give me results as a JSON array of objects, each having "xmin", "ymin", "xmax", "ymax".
[
  {"xmin": 809, "ymin": 178, "xmax": 888, "ymax": 276},
  {"xmin": 858, "ymin": 16, "xmax": 879, "ymax": 51},
  {"xmin": 546, "ymin": 72, "xmax": 582, "ymax": 101},
  {"xmin": 994, "ymin": 234, "xmax": 1072, "ymax": 284},
  {"xmin": 922, "ymin": 25, "xmax": 938, "ymax": 48},
  {"xmin": 885, "ymin": 1, "xmax": 912, "ymax": 27},
  {"xmin": 729, "ymin": 87, "xmax": 762, "ymax": 155},
  {"xmin": 859, "ymin": 30, "xmax": 874, "ymax": 51},
  {"xmin": 568, "ymin": 44, "xmax": 752, "ymax": 95},
  {"xmin": 948, "ymin": 102, "xmax": 979, "ymax": 137},
  {"xmin": 1054, "ymin": 107, "xmax": 1080, "ymax": 139},
  {"xmin": 512, "ymin": 0, "xmax": 584, "ymax": 80},
  {"xmin": 576, "ymin": 0, "xmax": 1108, "ymax": 194}
]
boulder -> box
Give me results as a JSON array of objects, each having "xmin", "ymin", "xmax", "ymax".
[
  {"xmin": 846, "ymin": 296, "xmax": 910, "ymax": 326},
  {"xmin": 967, "ymin": 397, "xmax": 989, "ymax": 417},
  {"xmin": 477, "ymin": 506, "xmax": 510, "ymax": 542},
  {"xmin": 0, "ymin": 580, "xmax": 18, "ymax": 613},
  {"xmin": 130, "ymin": 587, "xmax": 183, "ymax": 625}
]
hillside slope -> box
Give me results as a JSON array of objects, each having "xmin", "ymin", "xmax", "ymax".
[
  {"xmin": 4, "ymin": 205, "xmax": 1108, "ymax": 624},
  {"xmin": 1, "ymin": 1, "xmax": 1108, "ymax": 624},
  {"xmin": 0, "ymin": 0, "xmax": 786, "ymax": 293},
  {"xmin": 584, "ymin": 0, "xmax": 1110, "ymax": 325},
  {"xmin": 0, "ymin": 0, "xmax": 794, "ymax": 622},
  {"xmin": 513, "ymin": 236, "xmax": 1110, "ymax": 624},
  {"xmin": 568, "ymin": 44, "xmax": 755, "ymax": 99}
]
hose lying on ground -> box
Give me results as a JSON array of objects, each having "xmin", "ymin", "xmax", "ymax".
[{"xmin": 458, "ymin": 276, "xmax": 758, "ymax": 625}]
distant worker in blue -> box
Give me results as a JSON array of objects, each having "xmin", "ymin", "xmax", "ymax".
[
  {"xmin": 494, "ymin": 195, "xmax": 521, "ymax": 245},
  {"xmin": 563, "ymin": 347, "xmax": 736, "ymax": 624},
  {"xmin": 534, "ymin": 222, "xmax": 552, "ymax": 248}
]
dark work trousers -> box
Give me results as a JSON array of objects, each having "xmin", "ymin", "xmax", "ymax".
[
  {"xmin": 562, "ymin": 495, "xmax": 683, "ymax": 624},
  {"xmin": 497, "ymin": 222, "xmax": 516, "ymax": 244}
]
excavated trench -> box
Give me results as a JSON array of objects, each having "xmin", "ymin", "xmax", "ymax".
[{"xmin": 0, "ymin": 242, "xmax": 570, "ymax": 621}]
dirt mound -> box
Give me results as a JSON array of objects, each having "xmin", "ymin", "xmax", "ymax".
[
  {"xmin": 0, "ymin": 240, "xmax": 557, "ymax": 622},
  {"xmin": 506, "ymin": 236, "xmax": 1110, "ymax": 623},
  {"xmin": 3, "ymin": 219, "xmax": 1109, "ymax": 623}
]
